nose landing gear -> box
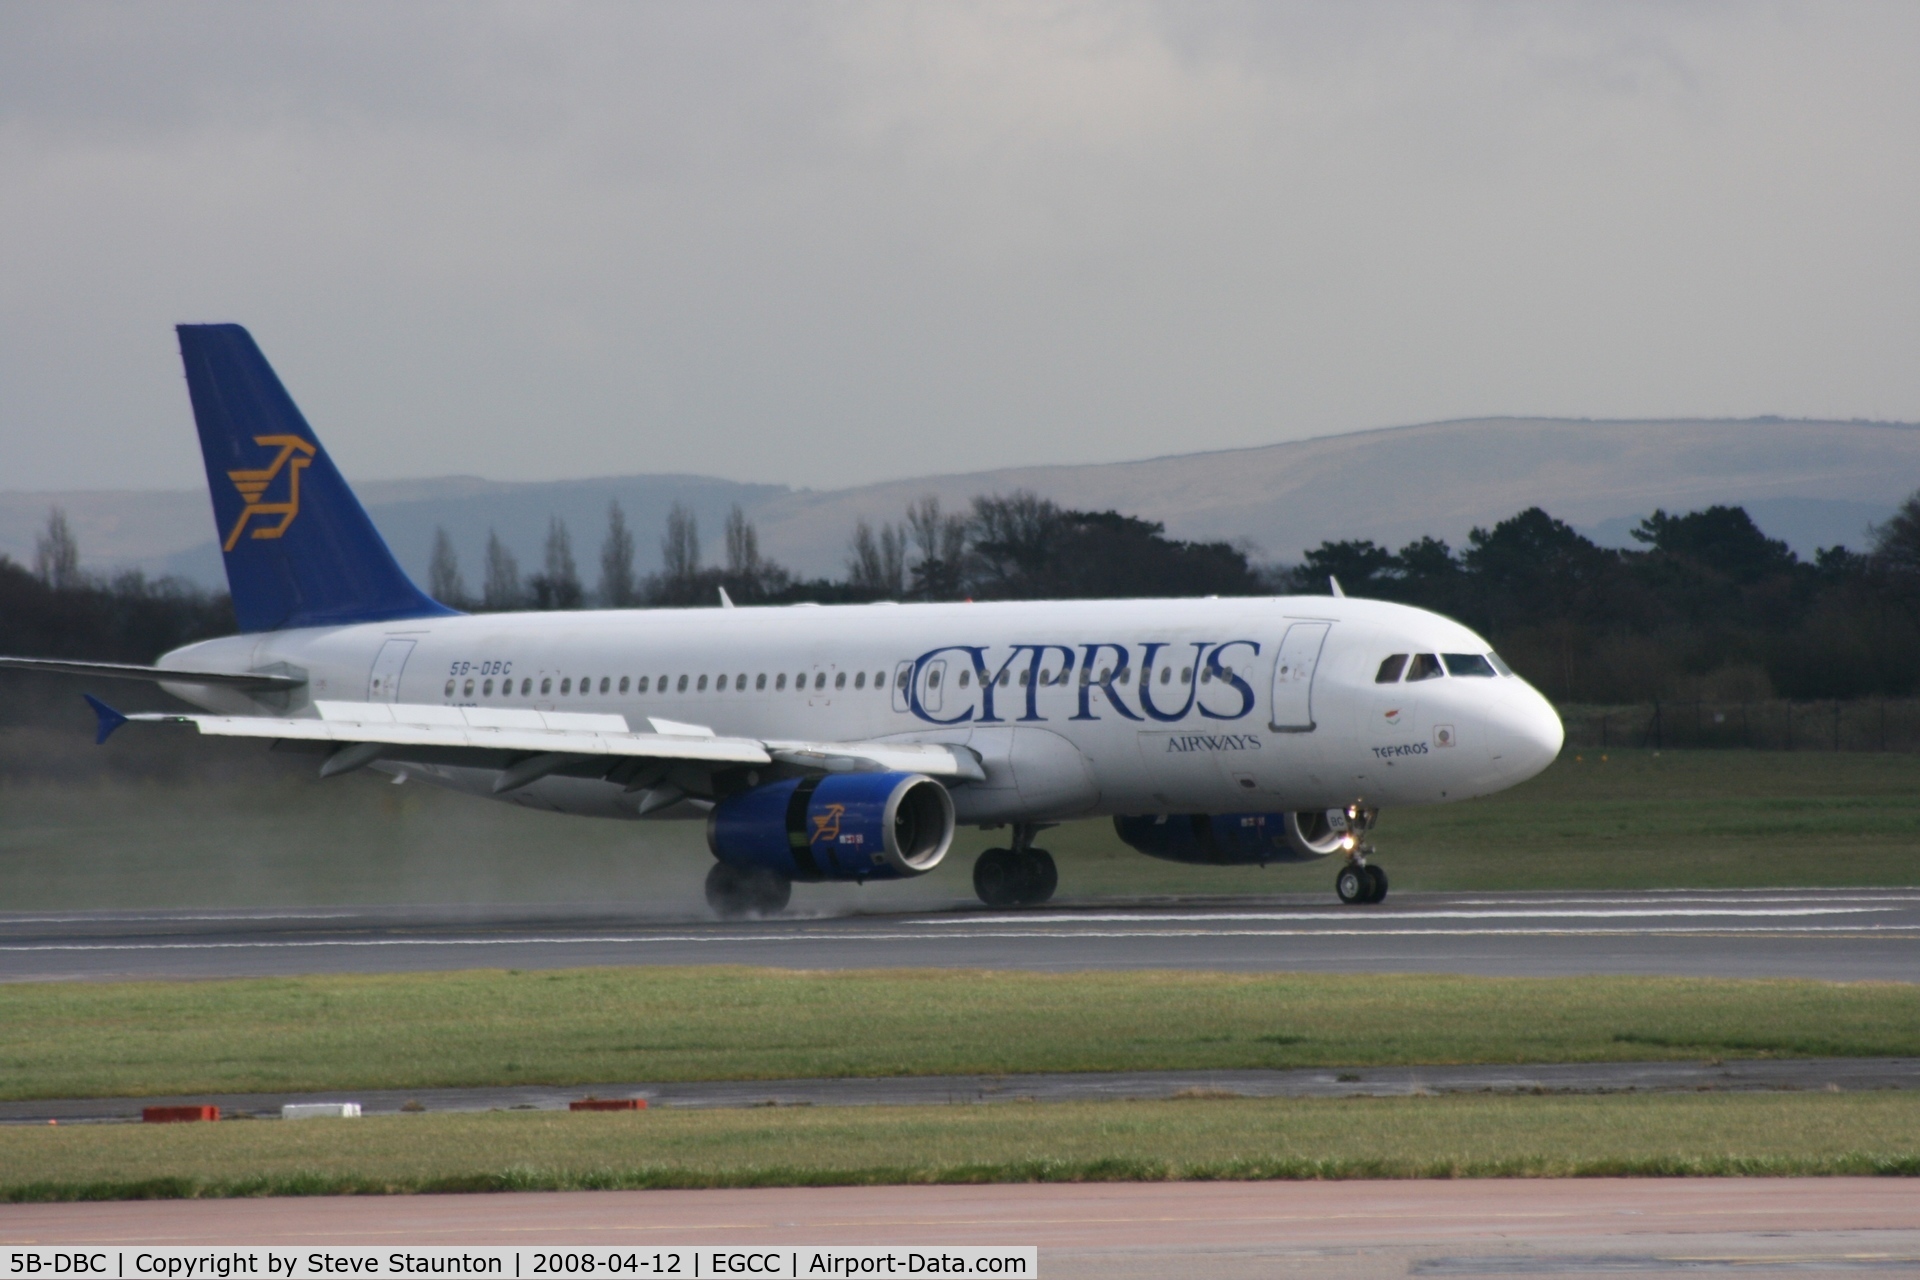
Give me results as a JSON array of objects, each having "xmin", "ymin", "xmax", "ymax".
[
  {"xmin": 973, "ymin": 822, "xmax": 1058, "ymax": 907},
  {"xmin": 1333, "ymin": 802, "xmax": 1388, "ymax": 905}
]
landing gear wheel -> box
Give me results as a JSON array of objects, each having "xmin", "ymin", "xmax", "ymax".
[
  {"xmin": 974, "ymin": 847, "xmax": 1024, "ymax": 907},
  {"xmin": 705, "ymin": 863, "xmax": 792, "ymax": 920},
  {"xmin": 1335, "ymin": 864, "xmax": 1370, "ymax": 905},
  {"xmin": 1017, "ymin": 847, "xmax": 1058, "ymax": 905},
  {"xmin": 1364, "ymin": 864, "xmax": 1389, "ymax": 904}
]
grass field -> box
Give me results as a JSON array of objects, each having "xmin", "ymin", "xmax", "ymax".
[
  {"xmin": 3, "ymin": 748, "xmax": 1917, "ymax": 911},
  {"xmin": 5, "ymin": 969, "xmax": 1917, "ymax": 1101},
  {"xmin": 5, "ymin": 1093, "xmax": 1917, "ymax": 1200}
]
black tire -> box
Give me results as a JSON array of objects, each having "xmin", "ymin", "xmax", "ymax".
[
  {"xmin": 1335, "ymin": 864, "xmax": 1369, "ymax": 905},
  {"xmin": 973, "ymin": 847, "xmax": 1022, "ymax": 907},
  {"xmin": 1017, "ymin": 848, "xmax": 1058, "ymax": 905},
  {"xmin": 705, "ymin": 863, "xmax": 791, "ymax": 919},
  {"xmin": 1364, "ymin": 864, "xmax": 1389, "ymax": 904}
]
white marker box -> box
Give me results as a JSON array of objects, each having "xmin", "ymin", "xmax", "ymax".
[{"xmin": 281, "ymin": 1102, "xmax": 362, "ymax": 1119}]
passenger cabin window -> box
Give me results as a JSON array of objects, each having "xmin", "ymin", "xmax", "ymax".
[
  {"xmin": 1442, "ymin": 653, "xmax": 1497, "ymax": 678},
  {"xmin": 736, "ymin": 674, "xmax": 747, "ymax": 691},
  {"xmin": 958, "ymin": 670, "xmax": 969, "ymax": 688},
  {"xmin": 697, "ymin": 675, "xmax": 708, "ymax": 691},
  {"xmin": 561, "ymin": 678, "xmax": 572, "ymax": 694},
  {"xmin": 814, "ymin": 671, "xmax": 826, "ymax": 690},
  {"xmin": 637, "ymin": 676, "xmax": 649, "ymax": 693},
  {"xmin": 677, "ymin": 675, "xmax": 688, "ymax": 692},
  {"xmin": 1375, "ymin": 654, "xmax": 1409, "ymax": 683},
  {"xmin": 776, "ymin": 673, "xmax": 787, "ymax": 690},
  {"xmin": 521, "ymin": 678, "xmax": 532, "ymax": 695},
  {"xmin": 483, "ymin": 678, "xmax": 493, "ymax": 696},
  {"xmin": 854, "ymin": 671, "xmax": 866, "ymax": 689},
  {"xmin": 756, "ymin": 673, "xmax": 767, "ymax": 690},
  {"xmin": 618, "ymin": 676, "xmax": 629, "ymax": 694},
  {"xmin": 1405, "ymin": 654, "xmax": 1444, "ymax": 682},
  {"xmin": 600, "ymin": 677, "xmax": 610, "ymax": 694},
  {"xmin": 541, "ymin": 678, "xmax": 552, "ymax": 695},
  {"xmin": 835, "ymin": 671, "xmax": 847, "ymax": 689},
  {"xmin": 444, "ymin": 679, "xmax": 455, "ymax": 697}
]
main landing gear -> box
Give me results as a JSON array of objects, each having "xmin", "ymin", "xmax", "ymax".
[
  {"xmin": 973, "ymin": 823, "xmax": 1058, "ymax": 908},
  {"xmin": 1333, "ymin": 802, "xmax": 1389, "ymax": 905},
  {"xmin": 705, "ymin": 863, "xmax": 792, "ymax": 919}
]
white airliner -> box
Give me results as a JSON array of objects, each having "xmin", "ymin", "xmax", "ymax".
[{"xmin": 1, "ymin": 326, "xmax": 1564, "ymax": 916}]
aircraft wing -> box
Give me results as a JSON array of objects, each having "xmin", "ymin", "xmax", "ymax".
[{"xmin": 109, "ymin": 699, "xmax": 985, "ymax": 786}]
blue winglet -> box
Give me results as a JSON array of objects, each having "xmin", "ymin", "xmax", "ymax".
[{"xmin": 83, "ymin": 694, "xmax": 128, "ymax": 745}]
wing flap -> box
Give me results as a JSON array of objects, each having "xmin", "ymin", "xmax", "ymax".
[{"xmin": 132, "ymin": 704, "xmax": 771, "ymax": 765}]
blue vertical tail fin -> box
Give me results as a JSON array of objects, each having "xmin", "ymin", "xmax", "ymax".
[{"xmin": 177, "ymin": 323, "xmax": 457, "ymax": 632}]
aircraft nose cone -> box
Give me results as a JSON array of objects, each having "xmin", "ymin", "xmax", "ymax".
[{"xmin": 1485, "ymin": 686, "xmax": 1564, "ymax": 783}]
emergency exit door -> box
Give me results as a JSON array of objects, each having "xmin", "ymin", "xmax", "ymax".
[
  {"xmin": 1269, "ymin": 622, "xmax": 1330, "ymax": 732},
  {"xmin": 367, "ymin": 639, "xmax": 416, "ymax": 703}
]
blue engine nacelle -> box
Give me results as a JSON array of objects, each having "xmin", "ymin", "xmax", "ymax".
[
  {"xmin": 1113, "ymin": 811, "xmax": 1348, "ymax": 866},
  {"xmin": 708, "ymin": 772, "xmax": 956, "ymax": 882}
]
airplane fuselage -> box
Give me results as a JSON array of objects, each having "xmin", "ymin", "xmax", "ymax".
[{"xmin": 159, "ymin": 594, "xmax": 1564, "ymax": 826}]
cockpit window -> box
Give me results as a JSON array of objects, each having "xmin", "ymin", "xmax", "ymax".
[
  {"xmin": 1375, "ymin": 654, "xmax": 1409, "ymax": 683},
  {"xmin": 1405, "ymin": 653, "xmax": 1444, "ymax": 681},
  {"xmin": 1488, "ymin": 651, "xmax": 1514, "ymax": 676},
  {"xmin": 1442, "ymin": 653, "xmax": 1496, "ymax": 678}
]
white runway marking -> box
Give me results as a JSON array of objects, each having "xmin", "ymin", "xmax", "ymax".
[
  {"xmin": 3, "ymin": 922, "xmax": 1919, "ymax": 954},
  {"xmin": 937, "ymin": 906, "xmax": 1896, "ymax": 924}
]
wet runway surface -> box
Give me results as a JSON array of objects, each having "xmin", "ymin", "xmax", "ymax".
[
  {"xmin": 3, "ymin": 888, "xmax": 1917, "ymax": 982},
  {"xmin": 5, "ymin": 1180, "xmax": 1918, "ymax": 1277},
  {"xmin": 6, "ymin": 1056, "xmax": 1916, "ymax": 1126}
]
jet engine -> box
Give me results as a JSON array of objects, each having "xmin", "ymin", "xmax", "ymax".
[
  {"xmin": 1113, "ymin": 810, "xmax": 1350, "ymax": 865},
  {"xmin": 707, "ymin": 771, "xmax": 955, "ymax": 882}
]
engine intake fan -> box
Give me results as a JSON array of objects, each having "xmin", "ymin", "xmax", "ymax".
[
  {"xmin": 708, "ymin": 771, "xmax": 955, "ymax": 881},
  {"xmin": 1113, "ymin": 811, "xmax": 1344, "ymax": 865}
]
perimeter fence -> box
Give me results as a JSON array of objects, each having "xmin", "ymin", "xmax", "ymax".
[{"xmin": 1558, "ymin": 699, "xmax": 1920, "ymax": 753}]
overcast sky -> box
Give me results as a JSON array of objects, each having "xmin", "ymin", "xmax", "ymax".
[{"xmin": 3, "ymin": 1, "xmax": 1918, "ymax": 494}]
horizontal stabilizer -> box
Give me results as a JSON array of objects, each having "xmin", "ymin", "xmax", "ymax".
[
  {"xmin": 0, "ymin": 656, "xmax": 303, "ymax": 691},
  {"xmin": 83, "ymin": 694, "xmax": 128, "ymax": 745}
]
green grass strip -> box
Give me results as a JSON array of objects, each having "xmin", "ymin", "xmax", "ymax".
[
  {"xmin": 5, "ymin": 968, "xmax": 1918, "ymax": 1101},
  {"xmin": 4, "ymin": 1093, "xmax": 1917, "ymax": 1201}
]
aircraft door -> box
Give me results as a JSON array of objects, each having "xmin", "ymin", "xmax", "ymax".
[
  {"xmin": 920, "ymin": 659, "xmax": 947, "ymax": 714},
  {"xmin": 1269, "ymin": 622, "xmax": 1330, "ymax": 732},
  {"xmin": 367, "ymin": 638, "xmax": 416, "ymax": 703}
]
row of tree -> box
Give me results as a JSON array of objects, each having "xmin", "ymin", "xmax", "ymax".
[
  {"xmin": 13, "ymin": 490, "xmax": 1920, "ymax": 705},
  {"xmin": 1287, "ymin": 502, "xmax": 1920, "ymax": 703},
  {"xmin": 425, "ymin": 493, "xmax": 1263, "ymax": 611}
]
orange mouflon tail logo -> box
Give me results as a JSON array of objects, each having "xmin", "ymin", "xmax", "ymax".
[
  {"xmin": 810, "ymin": 803, "xmax": 846, "ymax": 845},
  {"xmin": 223, "ymin": 434, "xmax": 317, "ymax": 552}
]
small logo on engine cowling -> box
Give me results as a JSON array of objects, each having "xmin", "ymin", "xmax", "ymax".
[{"xmin": 811, "ymin": 804, "xmax": 844, "ymax": 844}]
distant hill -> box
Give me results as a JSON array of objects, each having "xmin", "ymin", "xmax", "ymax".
[{"xmin": 3, "ymin": 417, "xmax": 1914, "ymax": 590}]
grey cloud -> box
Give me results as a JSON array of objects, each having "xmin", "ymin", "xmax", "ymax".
[{"xmin": 2, "ymin": 2, "xmax": 1918, "ymax": 495}]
